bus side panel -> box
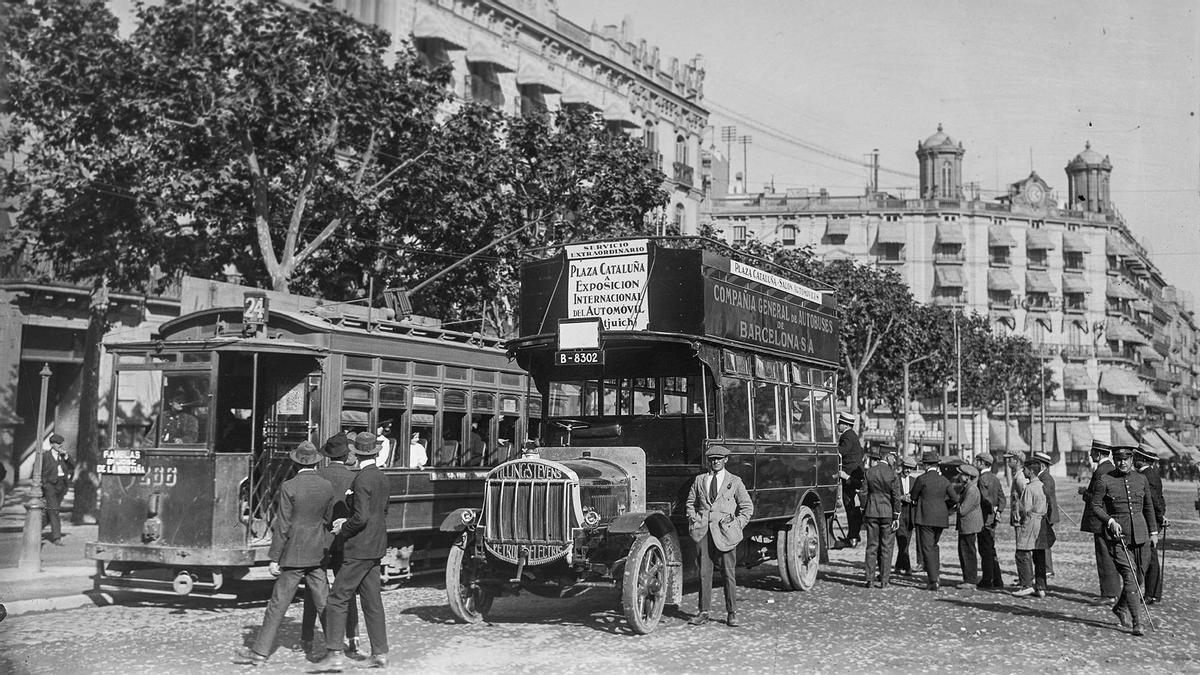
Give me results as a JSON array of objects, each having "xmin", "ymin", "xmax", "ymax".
[
  {"xmin": 383, "ymin": 470, "xmax": 486, "ymax": 534},
  {"xmin": 212, "ymin": 454, "xmax": 250, "ymax": 550}
]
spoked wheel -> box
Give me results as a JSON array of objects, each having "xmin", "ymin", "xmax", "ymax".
[
  {"xmin": 779, "ymin": 506, "xmax": 821, "ymax": 591},
  {"xmin": 621, "ymin": 534, "xmax": 667, "ymax": 635},
  {"xmin": 446, "ymin": 532, "xmax": 493, "ymax": 623}
]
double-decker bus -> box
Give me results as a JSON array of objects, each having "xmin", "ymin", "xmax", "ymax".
[
  {"xmin": 441, "ymin": 237, "xmax": 842, "ymax": 633},
  {"xmin": 86, "ymin": 299, "xmax": 531, "ymax": 596}
]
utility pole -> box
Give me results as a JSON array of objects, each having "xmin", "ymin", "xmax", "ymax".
[
  {"xmin": 738, "ymin": 135, "xmax": 752, "ymax": 189},
  {"xmin": 19, "ymin": 363, "xmax": 52, "ymax": 572},
  {"xmin": 871, "ymin": 148, "xmax": 880, "ymax": 195},
  {"xmin": 903, "ymin": 354, "xmax": 933, "ymax": 458},
  {"xmin": 954, "ymin": 311, "xmax": 963, "ymax": 457},
  {"xmin": 720, "ymin": 126, "xmax": 737, "ymax": 163}
]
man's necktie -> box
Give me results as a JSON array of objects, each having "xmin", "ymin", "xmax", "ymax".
[{"xmin": 709, "ymin": 474, "xmax": 719, "ymax": 502}]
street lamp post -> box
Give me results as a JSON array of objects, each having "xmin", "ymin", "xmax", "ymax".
[
  {"xmin": 18, "ymin": 363, "xmax": 52, "ymax": 572},
  {"xmin": 903, "ymin": 354, "xmax": 933, "ymax": 459},
  {"xmin": 955, "ymin": 311, "xmax": 963, "ymax": 457}
]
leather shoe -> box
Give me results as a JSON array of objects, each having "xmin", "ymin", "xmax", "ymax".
[
  {"xmin": 925, "ymin": 583, "xmax": 939, "ymax": 592},
  {"xmin": 309, "ymin": 650, "xmax": 345, "ymax": 672},
  {"xmin": 955, "ymin": 582, "xmax": 975, "ymax": 590},
  {"xmin": 50, "ymin": 538, "xmax": 65, "ymax": 547},
  {"xmin": 1035, "ymin": 589, "xmax": 1046, "ymax": 598},
  {"xmin": 233, "ymin": 647, "xmax": 268, "ymax": 665},
  {"xmin": 1111, "ymin": 605, "xmax": 1130, "ymax": 628},
  {"xmin": 368, "ymin": 654, "xmax": 388, "ymax": 669},
  {"xmin": 688, "ymin": 612, "xmax": 710, "ymax": 626},
  {"xmin": 1011, "ymin": 587, "xmax": 1035, "ymax": 597},
  {"xmin": 726, "ymin": 612, "xmax": 739, "ymax": 627},
  {"xmin": 1131, "ymin": 624, "xmax": 1146, "ymax": 637},
  {"xmin": 1088, "ymin": 595, "xmax": 1116, "ymax": 606}
]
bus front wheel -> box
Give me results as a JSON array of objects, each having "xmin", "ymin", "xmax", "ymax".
[
  {"xmin": 621, "ymin": 534, "xmax": 667, "ymax": 635},
  {"xmin": 446, "ymin": 533, "xmax": 493, "ymax": 623}
]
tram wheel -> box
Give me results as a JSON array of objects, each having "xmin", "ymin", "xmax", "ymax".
[
  {"xmin": 621, "ymin": 534, "xmax": 667, "ymax": 635},
  {"xmin": 781, "ymin": 506, "xmax": 821, "ymax": 591},
  {"xmin": 446, "ymin": 532, "xmax": 493, "ymax": 624}
]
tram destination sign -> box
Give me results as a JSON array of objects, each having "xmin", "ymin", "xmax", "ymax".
[{"xmin": 704, "ymin": 270, "xmax": 839, "ymax": 363}]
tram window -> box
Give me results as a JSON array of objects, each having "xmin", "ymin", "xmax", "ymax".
[
  {"xmin": 215, "ymin": 352, "xmax": 254, "ymax": 453},
  {"xmin": 811, "ymin": 389, "xmax": 835, "ymax": 443},
  {"xmin": 493, "ymin": 413, "xmax": 521, "ymax": 464},
  {"xmin": 445, "ymin": 366, "xmax": 468, "ymax": 381},
  {"xmin": 790, "ymin": 386, "xmax": 814, "ymax": 443},
  {"xmin": 465, "ymin": 413, "xmax": 491, "ymax": 466},
  {"xmin": 722, "ymin": 350, "xmax": 751, "ymax": 375},
  {"xmin": 117, "ymin": 354, "xmax": 146, "ymax": 364},
  {"xmin": 720, "ymin": 376, "xmax": 751, "ymax": 440},
  {"xmin": 346, "ymin": 355, "xmax": 374, "ymax": 372},
  {"xmin": 819, "ymin": 370, "xmax": 836, "ymax": 389},
  {"xmin": 527, "ymin": 397, "xmax": 543, "ymax": 441},
  {"xmin": 444, "ymin": 389, "xmax": 467, "ymax": 411},
  {"xmin": 414, "ymin": 362, "xmax": 439, "ymax": 378},
  {"xmin": 376, "ymin": 417, "xmax": 400, "ymax": 467},
  {"xmin": 499, "ymin": 395, "xmax": 520, "ymax": 415},
  {"xmin": 341, "ymin": 381, "xmax": 373, "ymax": 434},
  {"xmin": 381, "ymin": 359, "xmax": 409, "ymax": 375},
  {"xmin": 752, "ymin": 381, "xmax": 780, "ymax": 441},
  {"xmin": 343, "ymin": 382, "xmax": 372, "ymax": 403},
  {"xmin": 662, "ymin": 375, "xmax": 703, "ymax": 415},
  {"xmin": 500, "ymin": 372, "xmax": 522, "ymax": 387},
  {"xmin": 412, "ymin": 387, "xmax": 437, "ymax": 408},
  {"xmin": 379, "ymin": 384, "xmax": 407, "ymax": 407},
  {"xmin": 474, "ymin": 370, "xmax": 496, "ymax": 384},
  {"xmin": 583, "ymin": 381, "xmax": 603, "ymax": 414},
  {"xmin": 440, "ymin": 411, "xmax": 466, "ymax": 465},
  {"xmin": 113, "ymin": 369, "xmax": 162, "ymax": 448},
  {"xmin": 550, "ymin": 382, "xmax": 584, "ymax": 417},
  {"xmin": 152, "ymin": 372, "xmax": 209, "ymax": 445},
  {"xmin": 151, "ymin": 353, "xmax": 176, "ymax": 364}
]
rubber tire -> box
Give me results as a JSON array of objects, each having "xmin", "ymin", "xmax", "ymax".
[
  {"xmin": 621, "ymin": 534, "xmax": 667, "ymax": 635},
  {"xmin": 784, "ymin": 506, "xmax": 821, "ymax": 591},
  {"xmin": 776, "ymin": 526, "xmax": 795, "ymax": 590},
  {"xmin": 446, "ymin": 532, "xmax": 493, "ymax": 623}
]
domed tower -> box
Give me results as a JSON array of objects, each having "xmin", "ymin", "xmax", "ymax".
[
  {"xmin": 1065, "ymin": 141, "xmax": 1112, "ymax": 214},
  {"xmin": 916, "ymin": 124, "xmax": 965, "ymax": 199}
]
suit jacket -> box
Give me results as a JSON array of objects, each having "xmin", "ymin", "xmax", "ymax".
[
  {"xmin": 1015, "ymin": 474, "xmax": 1047, "ymax": 550},
  {"xmin": 1090, "ymin": 469, "xmax": 1156, "ymax": 546},
  {"xmin": 977, "ymin": 470, "xmax": 1005, "ymax": 528},
  {"xmin": 1140, "ymin": 466, "xmax": 1166, "ymax": 529},
  {"xmin": 685, "ymin": 470, "xmax": 754, "ymax": 551},
  {"xmin": 898, "ymin": 473, "xmax": 917, "ymax": 531},
  {"xmin": 317, "ymin": 463, "xmax": 357, "ymax": 551},
  {"xmin": 1039, "ymin": 470, "xmax": 1060, "ymax": 526},
  {"xmin": 1079, "ymin": 460, "xmax": 1115, "ymax": 533},
  {"xmin": 955, "ymin": 480, "xmax": 983, "ymax": 535},
  {"xmin": 342, "ymin": 463, "xmax": 390, "ymax": 559},
  {"xmin": 41, "ymin": 450, "xmax": 74, "ymax": 486},
  {"xmin": 911, "ymin": 469, "xmax": 952, "ymax": 528},
  {"xmin": 268, "ymin": 471, "xmax": 334, "ymax": 567},
  {"xmin": 861, "ymin": 462, "xmax": 901, "ymax": 520},
  {"xmin": 838, "ymin": 429, "xmax": 864, "ymax": 479}
]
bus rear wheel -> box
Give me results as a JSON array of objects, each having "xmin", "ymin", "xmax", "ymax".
[
  {"xmin": 446, "ymin": 533, "xmax": 493, "ymax": 623},
  {"xmin": 778, "ymin": 505, "xmax": 821, "ymax": 591},
  {"xmin": 621, "ymin": 534, "xmax": 667, "ymax": 635}
]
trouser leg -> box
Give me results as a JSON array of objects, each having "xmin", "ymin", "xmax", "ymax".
[
  {"xmin": 1109, "ymin": 541, "xmax": 1144, "ymax": 625},
  {"xmin": 697, "ymin": 534, "xmax": 713, "ymax": 613},
  {"xmin": 252, "ymin": 568, "xmax": 306, "ymax": 657},
  {"xmin": 878, "ymin": 524, "xmax": 895, "ymax": 584},
  {"xmin": 958, "ymin": 534, "xmax": 978, "ymax": 584},
  {"xmin": 1015, "ymin": 550, "xmax": 1033, "ymax": 588},
  {"xmin": 917, "ymin": 526, "xmax": 940, "ymax": 585},
  {"xmin": 1032, "ymin": 549, "xmax": 1048, "ymax": 591},
  {"xmin": 1143, "ymin": 543, "xmax": 1162, "ymax": 601},
  {"xmin": 43, "ymin": 483, "xmax": 62, "ymax": 540},
  {"xmin": 713, "ymin": 540, "xmax": 737, "ymax": 614},
  {"xmin": 863, "ymin": 520, "xmax": 880, "ymax": 582},
  {"xmin": 324, "ymin": 559, "xmax": 370, "ymax": 652},
  {"xmin": 1094, "ymin": 533, "xmax": 1121, "ymax": 598},
  {"xmin": 977, "ymin": 526, "xmax": 998, "ymax": 586},
  {"xmin": 894, "ymin": 527, "xmax": 910, "ymax": 573},
  {"xmin": 355, "ymin": 559, "xmax": 387, "ymax": 656}
]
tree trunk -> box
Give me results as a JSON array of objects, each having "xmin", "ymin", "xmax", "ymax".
[{"xmin": 72, "ymin": 274, "xmax": 108, "ymax": 524}]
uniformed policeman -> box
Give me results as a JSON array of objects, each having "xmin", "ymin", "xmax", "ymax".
[
  {"xmin": 1133, "ymin": 445, "xmax": 1167, "ymax": 603},
  {"xmin": 1088, "ymin": 445, "xmax": 1158, "ymax": 636}
]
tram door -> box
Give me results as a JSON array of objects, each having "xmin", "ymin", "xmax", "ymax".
[{"xmin": 244, "ymin": 353, "xmax": 322, "ymax": 543}]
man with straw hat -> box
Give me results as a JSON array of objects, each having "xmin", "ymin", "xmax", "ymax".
[
  {"xmin": 894, "ymin": 455, "xmax": 920, "ymax": 576},
  {"xmin": 1089, "ymin": 445, "xmax": 1158, "ymax": 636},
  {"xmin": 235, "ymin": 441, "xmax": 334, "ymax": 664},
  {"xmin": 834, "ymin": 411, "xmax": 865, "ymax": 548}
]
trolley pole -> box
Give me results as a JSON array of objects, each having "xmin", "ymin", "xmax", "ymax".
[{"xmin": 19, "ymin": 363, "xmax": 52, "ymax": 572}]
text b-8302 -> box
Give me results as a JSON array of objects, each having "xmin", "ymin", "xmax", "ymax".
[{"xmin": 555, "ymin": 349, "xmax": 603, "ymax": 366}]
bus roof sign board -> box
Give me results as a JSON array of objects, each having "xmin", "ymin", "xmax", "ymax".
[
  {"xmin": 565, "ymin": 239, "xmax": 649, "ymax": 331},
  {"xmin": 729, "ymin": 260, "xmax": 824, "ymax": 305}
]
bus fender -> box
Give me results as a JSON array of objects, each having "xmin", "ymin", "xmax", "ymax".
[
  {"xmin": 607, "ymin": 512, "xmax": 674, "ymax": 536},
  {"xmin": 439, "ymin": 508, "xmax": 480, "ymax": 533}
]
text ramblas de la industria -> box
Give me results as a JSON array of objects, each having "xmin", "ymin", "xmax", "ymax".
[
  {"xmin": 568, "ymin": 258, "xmax": 647, "ymax": 329},
  {"xmin": 711, "ymin": 282, "xmax": 834, "ymax": 354}
]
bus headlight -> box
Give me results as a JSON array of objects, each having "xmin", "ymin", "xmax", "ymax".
[
  {"xmin": 460, "ymin": 510, "xmax": 475, "ymax": 524},
  {"xmin": 582, "ymin": 509, "xmax": 602, "ymax": 528}
]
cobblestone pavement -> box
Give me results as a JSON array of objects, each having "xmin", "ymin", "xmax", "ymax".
[{"xmin": 1, "ymin": 482, "xmax": 1198, "ymax": 674}]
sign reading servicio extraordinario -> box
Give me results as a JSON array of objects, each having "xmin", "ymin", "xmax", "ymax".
[{"xmin": 565, "ymin": 239, "xmax": 649, "ymax": 331}]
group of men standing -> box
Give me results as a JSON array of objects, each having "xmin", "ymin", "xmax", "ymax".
[
  {"xmin": 235, "ymin": 431, "xmax": 391, "ymax": 668},
  {"xmin": 843, "ymin": 416, "xmax": 1168, "ymax": 637}
]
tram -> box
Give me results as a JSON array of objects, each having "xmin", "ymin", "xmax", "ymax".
[
  {"xmin": 86, "ymin": 298, "xmax": 531, "ymax": 596},
  {"xmin": 442, "ymin": 237, "xmax": 842, "ymax": 633}
]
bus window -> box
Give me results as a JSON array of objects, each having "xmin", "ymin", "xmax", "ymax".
[
  {"xmin": 550, "ymin": 382, "xmax": 584, "ymax": 417},
  {"xmin": 811, "ymin": 389, "xmax": 835, "ymax": 443},
  {"xmin": 631, "ymin": 378, "xmax": 655, "ymax": 415},
  {"xmin": 150, "ymin": 372, "xmax": 209, "ymax": 446},
  {"xmin": 789, "ymin": 386, "xmax": 814, "ymax": 443},
  {"xmin": 113, "ymin": 369, "xmax": 162, "ymax": 448},
  {"xmin": 752, "ymin": 380, "xmax": 779, "ymax": 441},
  {"xmin": 601, "ymin": 379, "xmax": 620, "ymax": 415},
  {"xmin": 720, "ymin": 376, "xmax": 751, "ymax": 440}
]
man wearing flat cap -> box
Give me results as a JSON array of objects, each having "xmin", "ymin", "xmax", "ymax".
[
  {"xmin": 953, "ymin": 464, "xmax": 982, "ymax": 589},
  {"xmin": 910, "ymin": 450, "xmax": 953, "ymax": 590},
  {"xmin": 236, "ymin": 441, "xmax": 334, "ymax": 664},
  {"xmin": 41, "ymin": 433, "xmax": 75, "ymax": 545},
  {"xmin": 686, "ymin": 445, "xmax": 753, "ymax": 627},
  {"xmin": 1079, "ymin": 440, "xmax": 1121, "ymax": 605},
  {"xmin": 1089, "ymin": 445, "xmax": 1157, "ymax": 635},
  {"xmin": 860, "ymin": 444, "xmax": 901, "ymax": 587},
  {"xmin": 1132, "ymin": 445, "xmax": 1166, "ymax": 603},
  {"xmin": 973, "ymin": 452, "xmax": 1005, "ymax": 589},
  {"xmin": 314, "ymin": 431, "xmax": 390, "ymax": 669},
  {"xmin": 834, "ymin": 412, "xmax": 865, "ymax": 548}
]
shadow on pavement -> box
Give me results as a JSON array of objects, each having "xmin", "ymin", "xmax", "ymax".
[{"xmin": 936, "ymin": 596, "xmax": 1119, "ymax": 631}]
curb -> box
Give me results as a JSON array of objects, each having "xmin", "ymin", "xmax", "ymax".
[{"xmin": 0, "ymin": 591, "xmax": 118, "ymax": 617}]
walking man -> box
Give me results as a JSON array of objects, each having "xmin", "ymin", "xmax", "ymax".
[
  {"xmin": 1012, "ymin": 459, "xmax": 1047, "ymax": 598},
  {"xmin": 41, "ymin": 434, "xmax": 75, "ymax": 545},
  {"xmin": 909, "ymin": 450, "xmax": 952, "ymax": 591},
  {"xmin": 953, "ymin": 464, "xmax": 982, "ymax": 590},
  {"xmin": 235, "ymin": 441, "xmax": 334, "ymax": 664},
  {"xmin": 835, "ymin": 412, "xmax": 865, "ymax": 548},
  {"xmin": 1133, "ymin": 445, "xmax": 1166, "ymax": 603},
  {"xmin": 894, "ymin": 456, "xmax": 919, "ymax": 575},
  {"xmin": 686, "ymin": 445, "xmax": 753, "ymax": 627},
  {"xmin": 974, "ymin": 452, "xmax": 1005, "ymax": 589},
  {"xmin": 861, "ymin": 444, "xmax": 901, "ymax": 588},
  {"xmin": 1090, "ymin": 446, "xmax": 1158, "ymax": 636},
  {"xmin": 1080, "ymin": 440, "xmax": 1122, "ymax": 605},
  {"xmin": 312, "ymin": 432, "xmax": 390, "ymax": 669}
]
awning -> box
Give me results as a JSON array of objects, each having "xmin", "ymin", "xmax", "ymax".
[
  {"xmin": 988, "ymin": 224, "xmax": 1017, "ymax": 248},
  {"xmin": 411, "ymin": 14, "xmax": 466, "ymax": 50},
  {"xmin": 826, "ymin": 219, "xmax": 851, "ymax": 237},
  {"xmin": 1110, "ymin": 421, "xmax": 1139, "ymax": 447},
  {"xmin": 1099, "ymin": 368, "xmax": 1147, "ymax": 396},
  {"xmin": 465, "ymin": 43, "xmax": 514, "ymax": 72},
  {"xmin": 1069, "ymin": 421, "xmax": 1093, "ymax": 451},
  {"xmin": 1106, "ymin": 234, "xmax": 1134, "ymax": 257},
  {"xmin": 1025, "ymin": 270, "xmax": 1057, "ymax": 293},
  {"xmin": 1138, "ymin": 345, "xmax": 1164, "ymax": 363},
  {"xmin": 989, "ymin": 419, "xmax": 1029, "ymax": 453},
  {"xmin": 1139, "ymin": 430, "xmax": 1170, "ymax": 458},
  {"xmin": 876, "ymin": 221, "xmax": 906, "ymax": 244},
  {"xmin": 559, "ymin": 86, "xmax": 598, "ymax": 109},
  {"xmin": 1025, "ymin": 313, "xmax": 1053, "ymax": 331},
  {"xmin": 1062, "ymin": 364, "xmax": 1094, "ymax": 390},
  {"xmin": 1027, "ymin": 229, "xmax": 1056, "ymax": 250},
  {"xmin": 936, "ymin": 221, "xmax": 965, "ymax": 245},
  {"xmin": 1154, "ymin": 428, "xmax": 1190, "ymax": 458},
  {"xmin": 935, "ymin": 266, "xmax": 966, "ymax": 287},
  {"xmin": 988, "ymin": 269, "xmax": 1019, "ymax": 291},
  {"xmin": 601, "ymin": 101, "xmax": 641, "ymax": 128},
  {"xmin": 1138, "ymin": 391, "xmax": 1175, "ymax": 414},
  {"xmin": 1106, "ymin": 278, "xmax": 1140, "ymax": 299},
  {"xmin": 1105, "ymin": 318, "xmax": 1148, "ymax": 344},
  {"xmin": 1062, "ymin": 274, "xmax": 1091, "ymax": 293},
  {"xmin": 1062, "ymin": 231, "xmax": 1092, "ymax": 253},
  {"xmin": 515, "ymin": 64, "xmax": 561, "ymax": 93},
  {"xmin": 1131, "ymin": 299, "xmax": 1152, "ymax": 313},
  {"xmin": 990, "ymin": 309, "xmax": 1016, "ymax": 328}
]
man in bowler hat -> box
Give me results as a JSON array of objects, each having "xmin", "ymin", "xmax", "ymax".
[
  {"xmin": 235, "ymin": 441, "xmax": 334, "ymax": 664},
  {"xmin": 860, "ymin": 444, "xmax": 900, "ymax": 587},
  {"xmin": 834, "ymin": 412, "xmax": 865, "ymax": 548},
  {"xmin": 686, "ymin": 445, "xmax": 753, "ymax": 627},
  {"xmin": 909, "ymin": 450, "xmax": 953, "ymax": 590},
  {"xmin": 1079, "ymin": 440, "xmax": 1121, "ymax": 605},
  {"xmin": 41, "ymin": 434, "xmax": 75, "ymax": 545},
  {"xmin": 1090, "ymin": 446, "xmax": 1158, "ymax": 635},
  {"xmin": 313, "ymin": 432, "xmax": 390, "ymax": 669}
]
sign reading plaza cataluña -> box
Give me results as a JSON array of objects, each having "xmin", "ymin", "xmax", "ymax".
[{"xmin": 565, "ymin": 239, "xmax": 650, "ymax": 330}]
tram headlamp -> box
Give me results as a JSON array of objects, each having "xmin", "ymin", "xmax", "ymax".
[{"xmin": 582, "ymin": 509, "xmax": 602, "ymax": 528}]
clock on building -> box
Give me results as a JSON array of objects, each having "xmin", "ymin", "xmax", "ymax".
[{"xmin": 1026, "ymin": 183, "xmax": 1045, "ymax": 206}]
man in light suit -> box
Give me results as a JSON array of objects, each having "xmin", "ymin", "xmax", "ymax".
[{"xmin": 686, "ymin": 445, "xmax": 754, "ymax": 627}]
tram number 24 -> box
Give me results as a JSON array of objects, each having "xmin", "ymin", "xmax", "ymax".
[
  {"xmin": 138, "ymin": 466, "xmax": 178, "ymax": 487},
  {"xmin": 555, "ymin": 349, "xmax": 603, "ymax": 366}
]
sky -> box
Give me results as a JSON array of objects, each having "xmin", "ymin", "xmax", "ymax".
[{"xmin": 560, "ymin": 0, "xmax": 1200, "ymax": 303}]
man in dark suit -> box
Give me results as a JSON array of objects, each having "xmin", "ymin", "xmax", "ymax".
[
  {"xmin": 686, "ymin": 445, "xmax": 753, "ymax": 627},
  {"xmin": 235, "ymin": 441, "xmax": 334, "ymax": 664},
  {"xmin": 1079, "ymin": 440, "xmax": 1121, "ymax": 605},
  {"xmin": 973, "ymin": 452, "xmax": 1005, "ymax": 589},
  {"xmin": 1133, "ymin": 445, "xmax": 1166, "ymax": 603},
  {"xmin": 313, "ymin": 432, "xmax": 390, "ymax": 669},
  {"xmin": 894, "ymin": 456, "xmax": 919, "ymax": 575},
  {"xmin": 860, "ymin": 444, "xmax": 900, "ymax": 588},
  {"xmin": 834, "ymin": 412, "xmax": 865, "ymax": 548},
  {"xmin": 41, "ymin": 434, "xmax": 75, "ymax": 545},
  {"xmin": 1090, "ymin": 446, "xmax": 1158, "ymax": 636},
  {"xmin": 909, "ymin": 450, "xmax": 952, "ymax": 591},
  {"xmin": 301, "ymin": 434, "xmax": 361, "ymax": 657}
]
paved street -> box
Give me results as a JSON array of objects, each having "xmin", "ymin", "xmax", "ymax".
[{"xmin": 1, "ymin": 482, "xmax": 1198, "ymax": 674}]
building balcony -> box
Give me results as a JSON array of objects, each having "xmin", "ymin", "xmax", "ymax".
[
  {"xmin": 931, "ymin": 292, "xmax": 969, "ymax": 307},
  {"xmin": 875, "ymin": 254, "xmax": 906, "ymax": 265},
  {"xmin": 672, "ymin": 162, "xmax": 694, "ymax": 188},
  {"xmin": 934, "ymin": 251, "xmax": 965, "ymax": 264},
  {"xmin": 989, "ymin": 255, "xmax": 1012, "ymax": 267},
  {"xmin": 989, "ymin": 297, "xmax": 1020, "ymax": 310},
  {"xmin": 1096, "ymin": 346, "xmax": 1134, "ymax": 364},
  {"xmin": 1044, "ymin": 400, "xmax": 1095, "ymax": 414},
  {"xmin": 645, "ymin": 151, "xmax": 663, "ymax": 172},
  {"xmin": 1157, "ymin": 368, "xmax": 1184, "ymax": 385},
  {"xmin": 1024, "ymin": 296, "xmax": 1061, "ymax": 311}
]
